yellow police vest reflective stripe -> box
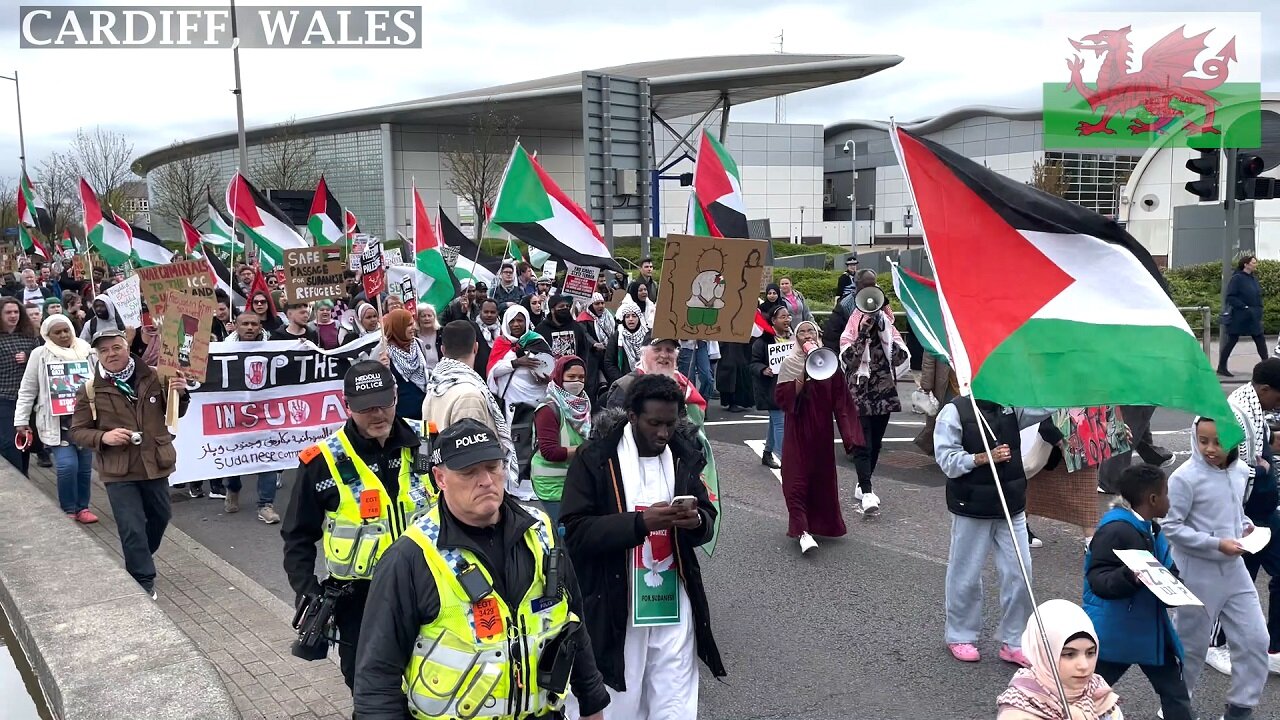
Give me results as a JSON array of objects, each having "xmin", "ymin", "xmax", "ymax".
[
  {"xmin": 529, "ymin": 403, "xmax": 583, "ymax": 503},
  {"xmin": 316, "ymin": 420, "xmax": 435, "ymax": 581},
  {"xmin": 401, "ymin": 504, "xmax": 575, "ymax": 720}
]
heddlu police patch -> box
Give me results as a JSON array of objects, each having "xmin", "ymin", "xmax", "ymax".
[{"xmin": 354, "ymin": 373, "xmax": 385, "ymax": 392}]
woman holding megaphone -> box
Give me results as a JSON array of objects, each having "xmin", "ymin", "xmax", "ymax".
[{"xmin": 774, "ymin": 320, "xmax": 859, "ymax": 554}]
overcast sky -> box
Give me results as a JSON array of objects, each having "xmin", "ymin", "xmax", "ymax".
[{"xmin": 0, "ymin": 0, "xmax": 1274, "ymax": 177}]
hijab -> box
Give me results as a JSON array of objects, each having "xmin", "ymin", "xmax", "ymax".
[
  {"xmin": 778, "ymin": 320, "xmax": 815, "ymax": 384},
  {"xmin": 486, "ymin": 305, "xmax": 533, "ymax": 377},
  {"xmin": 758, "ymin": 283, "xmax": 784, "ymax": 323},
  {"xmin": 40, "ymin": 314, "xmax": 92, "ymax": 362},
  {"xmin": 578, "ymin": 292, "xmax": 615, "ymax": 342},
  {"xmin": 626, "ymin": 281, "xmax": 649, "ymax": 312},
  {"xmin": 547, "ymin": 354, "xmax": 591, "ymax": 436},
  {"xmin": 614, "ymin": 297, "xmax": 647, "ymax": 370},
  {"xmin": 996, "ymin": 599, "xmax": 1119, "ymax": 720},
  {"xmin": 382, "ymin": 308, "xmax": 427, "ymax": 391},
  {"xmin": 352, "ymin": 302, "xmax": 379, "ymax": 337}
]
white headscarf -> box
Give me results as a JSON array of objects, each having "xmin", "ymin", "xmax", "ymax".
[{"xmin": 41, "ymin": 314, "xmax": 93, "ymax": 362}]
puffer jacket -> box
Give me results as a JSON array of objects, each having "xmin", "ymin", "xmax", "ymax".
[{"xmin": 69, "ymin": 361, "xmax": 188, "ymax": 482}]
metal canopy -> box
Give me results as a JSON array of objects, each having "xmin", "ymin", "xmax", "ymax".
[{"xmin": 135, "ymin": 53, "xmax": 902, "ymax": 171}]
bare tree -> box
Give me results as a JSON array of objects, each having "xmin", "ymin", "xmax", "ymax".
[
  {"xmin": 442, "ymin": 108, "xmax": 519, "ymax": 240},
  {"xmin": 67, "ymin": 126, "xmax": 137, "ymax": 206},
  {"xmin": 1029, "ymin": 158, "xmax": 1069, "ymax": 198},
  {"xmin": 148, "ymin": 144, "xmax": 220, "ymax": 225},
  {"xmin": 0, "ymin": 176, "xmax": 16, "ymax": 232},
  {"xmin": 33, "ymin": 152, "xmax": 80, "ymax": 239},
  {"xmin": 251, "ymin": 117, "xmax": 320, "ymax": 190}
]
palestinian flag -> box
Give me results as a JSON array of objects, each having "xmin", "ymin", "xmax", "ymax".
[
  {"xmin": 505, "ymin": 238, "xmax": 523, "ymax": 263},
  {"xmin": 226, "ymin": 172, "xmax": 309, "ymax": 270},
  {"xmin": 411, "ymin": 182, "xmax": 459, "ymax": 313},
  {"xmin": 890, "ymin": 262, "xmax": 949, "ymax": 362},
  {"xmin": 80, "ymin": 178, "xmax": 132, "ymax": 267},
  {"xmin": 201, "ymin": 238, "xmax": 243, "ymax": 308},
  {"xmin": 61, "ymin": 230, "xmax": 76, "ymax": 252},
  {"xmin": 687, "ymin": 130, "xmax": 748, "ymax": 239},
  {"xmin": 438, "ymin": 208, "xmax": 498, "ymax": 287},
  {"xmin": 750, "ymin": 308, "xmax": 774, "ymax": 339},
  {"xmin": 181, "ymin": 217, "xmax": 202, "ymax": 255},
  {"xmin": 345, "ymin": 209, "xmax": 359, "ymax": 238},
  {"xmin": 18, "ymin": 226, "xmax": 49, "ymax": 261},
  {"xmin": 490, "ymin": 143, "xmax": 622, "ymax": 271},
  {"xmin": 128, "ymin": 223, "xmax": 173, "ymax": 268},
  {"xmin": 891, "ymin": 127, "xmax": 1241, "ymax": 446},
  {"xmin": 204, "ymin": 193, "xmax": 244, "ymax": 253},
  {"xmin": 17, "ymin": 173, "xmax": 53, "ymax": 237},
  {"xmin": 308, "ymin": 176, "xmax": 344, "ymax": 247}
]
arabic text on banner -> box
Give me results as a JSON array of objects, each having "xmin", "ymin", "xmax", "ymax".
[{"xmin": 168, "ymin": 333, "xmax": 381, "ymax": 485}]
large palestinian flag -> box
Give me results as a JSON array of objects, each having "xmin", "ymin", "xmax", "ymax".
[
  {"xmin": 308, "ymin": 175, "xmax": 344, "ymax": 247},
  {"xmin": 891, "ymin": 127, "xmax": 1240, "ymax": 446},
  {"xmin": 438, "ymin": 209, "xmax": 498, "ymax": 287},
  {"xmin": 18, "ymin": 173, "xmax": 53, "ymax": 237},
  {"xmin": 128, "ymin": 223, "xmax": 174, "ymax": 267},
  {"xmin": 687, "ymin": 130, "xmax": 748, "ymax": 239},
  {"xmin": 889, "ymin": 262, "xmax": 949, "ymax": 362},
  {"xmin": 18, "ymin": 226, "xmax": 49, "ymax": 261},
  {"xmin": 226, "ymin": 172, "xmax": 309, "ymax": 270},
  {"xmin": 490, "ymin": 143, "xmax": 621, "ymax": 272},
  {"xmin": 411, "ymin": 183, "xmax": 460, "ymax": 313},
  {"xmin": 80, "ymin": 178, "xmax": 132, "ymax": 267}
]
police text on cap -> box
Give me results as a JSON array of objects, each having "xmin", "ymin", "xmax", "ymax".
[
  {"xmin": 353, "ymin": 373, "xmax": 385, "ymax": 392},
  {"xmin": 454, "ymin": 431, "xmax": 491, "ymax": 448}
]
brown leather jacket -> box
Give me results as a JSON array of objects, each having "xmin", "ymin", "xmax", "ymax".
[{"xmin": 69, "ymin": 362, "xmax": 189, "ymax": 483}]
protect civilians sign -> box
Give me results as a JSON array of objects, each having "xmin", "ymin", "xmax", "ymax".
[
  {"xmin": 284, "ymin": 246, "xmax": 346, "ymax": 302},
  {"xmin": 167, "ymin": 332, "xmax": 382, "ymax": 485}
]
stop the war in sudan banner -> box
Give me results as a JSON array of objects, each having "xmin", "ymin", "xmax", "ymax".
[{"xmin": 168, "ymin": 332, "xmax": 381, "ymax": 485}]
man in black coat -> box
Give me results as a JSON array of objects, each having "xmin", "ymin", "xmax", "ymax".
[{"xmin": 561, "ymin": 374, "xmax": 725, "ymax": 718}]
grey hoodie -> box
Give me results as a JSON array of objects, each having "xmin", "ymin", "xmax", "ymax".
[{"xmin": 1163, "ymin": 419, "xmax": 1252, "ymax": 564}]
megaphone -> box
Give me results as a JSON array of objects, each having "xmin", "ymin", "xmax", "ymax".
[
  {"xmin": 802, "ymin": 340, "xmax": 840, "ymax": 381},
  {"xmin": 854, "ymin": 285, "xmax": 887, "ymax": 314}
]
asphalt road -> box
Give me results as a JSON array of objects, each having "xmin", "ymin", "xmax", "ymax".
[{"xmin": 166, "ymin": 379, "xmax": 1280, "ymax": 720}]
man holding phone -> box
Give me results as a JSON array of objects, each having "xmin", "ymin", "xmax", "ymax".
[{"xmin": 560, "ymin": 373, "xmax": 725, "ymax": 719}]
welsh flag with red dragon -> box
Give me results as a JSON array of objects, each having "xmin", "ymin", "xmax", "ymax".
[{"xmin": 891, "ymin": 127, "xmax": 1240, "ymax": 446}]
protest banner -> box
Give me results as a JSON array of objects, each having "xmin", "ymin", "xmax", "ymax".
[
  {"xmin": 158, "ymin": 290, "xmax": 216, "ymax": 383},
  {"xmin": 561, "ymin": 261, "xmax": 597, "ymax": 301},
  {"xmin": 105, "ymin": 274, "xmax": 142, "ymax": 328},
  {"xmin": 284, "ymin": 247, "xmax": 346, "ymax": 303},
  {"xmin": 136, "ymin": 260, "xmax": 214, "ymax": 324},
  {"xmin": 46, "ymin": 360, "xmax": 92, "ymax": 416},
  {"xmin": 0, "ymin": 249, "xmax": 17, "ymax": 274},
  {"xmin": 349, "ymin": 235, "xmax": 369, "ymax": 271},
  {"xmin": 398, "ymin": 275, "xmax": 417, "ymax": 314},
  {"xmin": 168, "ymin": 332, "xmax": 382, "ymax": 485},
  {"xmin": 653, "ymin": 234, "xmax": 766, "ymax": 342},
  {"xmin": 767, "ymin": 339, "xmax": 794, "ymax": 374},
  {"xmin": 361, "ymin": 239, "xmax": 386, "ymax": 298}
]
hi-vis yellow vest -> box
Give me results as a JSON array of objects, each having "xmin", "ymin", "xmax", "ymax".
[
  {"xmin": 529, "ymin": 403, "xmax": 583, "ymax": 503},
  {"xmin": 314, "ymin": 419, "xmax": 434, "ymax": 581},
  {"xmin": 401, "ymin": 504, "xmax": 574, "ymax": 720}
]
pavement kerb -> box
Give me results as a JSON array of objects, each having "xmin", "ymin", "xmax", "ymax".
[{"xmin": 0, "ymin": 465, "xmax": 238, "ymax": 720}]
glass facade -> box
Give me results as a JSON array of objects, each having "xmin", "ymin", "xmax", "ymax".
[
  {"xmin": 145, "ymin": 127, "xmax": 385, "ymax": 241},
  {"xmin": 1043, "ymin": 151, "xmax": 1139, "ymax": 217}
]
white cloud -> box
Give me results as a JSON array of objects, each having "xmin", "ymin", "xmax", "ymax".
[{"xmin": 0, "ymin": 0, "xmax": 1274, "ymax": 177}]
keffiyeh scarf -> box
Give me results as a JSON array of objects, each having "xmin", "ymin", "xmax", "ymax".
[
  {"xmin": 426, "ymin": 358, "xmax": 520, "ymax": 491},
  {"xmin": 997, "ymin": 669, "xmax": 1118, "ymax": 720},
  {"xmin": 388, "ymin": 342, "xmax": 428, "ymax": 391},
  {"xmin": 101, "ymin": 356, "xmax": 138, "ymax": 403}
]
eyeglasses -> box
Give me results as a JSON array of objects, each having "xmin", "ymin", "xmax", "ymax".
[{"xmin": 352, "ymin": 404, "xmax": 394, "ymax": 415}]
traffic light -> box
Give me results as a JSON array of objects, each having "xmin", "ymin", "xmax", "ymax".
[
  {"xmin": 1235, "ymin": 153, "xmax": 1277, "ymax": 200},
  {"xmin": 1185, "ymin": 149, "xmax": 1220, "ymax": 202}
]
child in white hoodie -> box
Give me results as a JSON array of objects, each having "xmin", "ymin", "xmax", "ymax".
[{"xmin": 1163, "ymin": 416, "xmax": 1269, "ymax": 720}]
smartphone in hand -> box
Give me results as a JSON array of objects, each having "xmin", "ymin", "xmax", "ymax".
[{"xmin": 670, "ymin": 495, "xmax": 698, "ymax": 512}]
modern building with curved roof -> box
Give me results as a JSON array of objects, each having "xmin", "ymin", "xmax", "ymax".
[
  {"xmin": 821, "ymin": 99, "xmax": 1280, "ymax": 266},
  {"xmin": 136, "ymin": 52, "xmax": 902, "ymax": 245}
]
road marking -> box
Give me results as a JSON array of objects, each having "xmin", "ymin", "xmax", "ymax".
[
  {"xmin": 744, "ymin": 439, "xmax": 783, "ymax": 483},
  {"xmin": 705, "ymin": 418, "xmax": 769, "ymax": 426}
]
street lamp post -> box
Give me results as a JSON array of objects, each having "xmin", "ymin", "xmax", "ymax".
[
  {"xmin": 842, "ymin": 139, "xmax": 855, "ymax": 251},
  {"xmin": 903, "ymin": 207, "xmax": 915, "ymax": 271},
  {"xmin": 798, "ymin": 205, "xmax": 805, "ymax": 244},
  {"xmin": 0, "ymin": 71, "xmax": 27, "ymax": 176}
]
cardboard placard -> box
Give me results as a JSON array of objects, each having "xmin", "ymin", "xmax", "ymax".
[
  {"xmin": 105, "ymin": 275, "xmax": 142, "ymax": 328},
  {"xmin": 0, "ymin": 250, "xmax": 18, "ymax": 274},
  {"xmin": 767, "ymin": 339, "xmax": 794, "ymax": 374},
  {"xmin": 652, "ymin": 234, "xmax": 767, "ymax": 342},
  {"xmin": 284, "ymin": 247, "xmax": 346, "ymax": 303},
  {"xmin": 157, "ymin": 289, "xmax": 216, "ymax": 382},
  {"xmin": 136, "ymin": 260, "xmax": 215, "ymax": 324},
  {"xmin": 46, "ymin": 360, "xmax": 92, "ymax": 416},
  {"xmin": 360, "ymin": 239, "xmax": 385, "ymax": 298},
  {"xmin": 760, "ymin": 266, "xmax": 774, "ymax": 294},
  {"xmin": 561, "ymin": 261, "xmax": 598, "ymax": 301}
]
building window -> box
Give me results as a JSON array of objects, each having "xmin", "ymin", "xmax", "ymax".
[{"xmin": 1043, "ymin": 150, "xmax": 1139, "ymax": 217}]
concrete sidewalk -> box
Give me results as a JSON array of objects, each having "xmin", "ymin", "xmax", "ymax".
[
  {"xmin": 1214, "ymin": 334, "xmax": 1275, "ymax": 381},
  {"xmin": 23, "ymin": 464, "xmax": 352, "ymax": 720}
]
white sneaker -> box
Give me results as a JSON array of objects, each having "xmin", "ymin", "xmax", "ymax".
[
  {"xmin": 860, "ymin": 491, "xmax": 881, "ymax": 515},
  {"xmin": 1206, "ymin": 644, "xmax": 1232, "ymax": 675},
  {"xmin": 799, "ymin": 532, "xmax": 818, "ymax": 554},
  {"xmin": 1268, "ymin": 651, "xmax": 1280, "ymax": 674},
  {"xmin": 854, "ymin": 487, "xmax": 863, "ymax": 502},
  {"xmin": 149, "ymin": 590, "xmax": 158, "ymax": 601}
]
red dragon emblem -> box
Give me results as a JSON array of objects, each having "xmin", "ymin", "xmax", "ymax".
[{"xmin": 1065, "ymin": 24, "xmax": 1237, "ymax": 136}]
